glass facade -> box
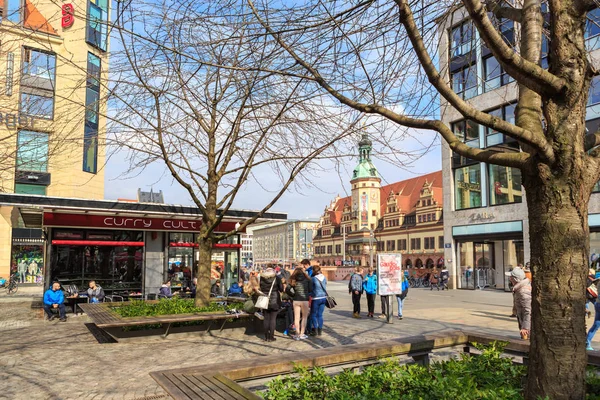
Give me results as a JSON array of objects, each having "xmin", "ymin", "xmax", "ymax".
[
  {"xmin": 17, "ymin": 130, "xmax": 48, "ymax": 172},
  {"xmin": 454, "ymin": 164, "xmax": 482, "ymax": 210},
  {"xmin": 83, "ymin": 53, "xmax": 101, "ymax": 173},
  {"xmin": 488, "ymin": 164, "xmax": 522, "ymax": 205},
  {"xmin": 50, "ymin": 229, "xmax": 144, "ymax": 294},
  {"xmin": 87, "ymin": 0, "xmax": 109, "ymax": 51}
]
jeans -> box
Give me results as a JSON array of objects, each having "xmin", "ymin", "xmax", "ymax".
[
  {"xmin": 263, "ymin": 309, "xmax": 278, "ymax": 338},
  {"xmin": 311, "ymin": 298, "xmax": 327, "ymax": 329},
  {"xmin": 396, "ymin": 296, "xmax": 405, "ymax": 317},
  {"xmin": 366, "ymin": 293, "xmax": 375, "ymax": 315},
  {"xmin": 381, "ymin": 295, "xmax": 390, "ymax": 315},
  {"xmin": 43, "ymin": 303, "xmax": 66, "ymax": 319},
  {"xmin": 588, "ymin": 302, "xmax": 600, "ymax": 347},
  {"xmin": 352, "ymin": 292, "xmax": 362, "ymax": 314}
]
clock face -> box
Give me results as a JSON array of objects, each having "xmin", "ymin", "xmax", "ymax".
[{"xmin": 370, "ymin": 191, "xmax": 378, "ymax": 201}]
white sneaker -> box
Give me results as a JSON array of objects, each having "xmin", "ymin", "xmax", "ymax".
[{"xmin": 299, "ymin": 334, "xmax": 308, "ymax": 340}]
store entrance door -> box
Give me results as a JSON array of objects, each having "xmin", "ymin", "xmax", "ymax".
[{"xmin": 474, "ymin": 242, "xmax": 495, "ymax": 289}]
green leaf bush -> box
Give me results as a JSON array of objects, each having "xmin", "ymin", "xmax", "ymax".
[
  {"xmin": 111, "ymin": 298, "xmax": 243, "ymax": 318},
  {"xmin": 263, "ymin": 342, "xmax": 527, "ymax": 400}
]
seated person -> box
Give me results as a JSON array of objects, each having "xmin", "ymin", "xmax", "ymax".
[
  {"xmin": 190, "ymin": 277, "xmax": 197, "ymax": 299},
  {"xmin": 228, "ymin": 279, "xmax": 245, "ymax": 297},
  {"xmin": 43, "ymin": 282, "xmax": 66, "ymax": 322},
  {"xmin": 159, "ymin": 281, "xmax": 173, "ymax": 298},
  {"xmin": 75, "ymin": 280, "xmax": 105, "ymax": 303},
  {"xmin": 210, "ymin": 279, "xmax": 222, "ymax": 297}
]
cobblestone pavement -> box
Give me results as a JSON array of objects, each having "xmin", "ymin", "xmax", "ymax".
[{"xmin": 0, "ymin": 283, "xmax": 547, "ymax": 400}]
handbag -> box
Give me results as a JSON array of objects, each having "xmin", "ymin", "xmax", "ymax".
[
  {"xmin": 255, "ymin": 278, "xmax": 276, "ymax": 310},
  {"xmin": 317, "ymin": 279, "xmax": 337, "ymax": 309}
]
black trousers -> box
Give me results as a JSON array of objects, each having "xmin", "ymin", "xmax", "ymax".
[
  {"xmin": 381, "ymin": 295, "xmax": 390, "ymax": 316},
  {"xmin": 43, "ymin": 303, "xmax": 66, "ymax": 319},
  {"xmin": 352, "ymin": 292, "xmax": 362, "ymax": 314},
  {"xmin": 263, "ymin": 309, "xmax": 278, "ymax": 336},
  {"xmin": 366, "ymin": 293, "xmax": 375, "ymax": 315}
]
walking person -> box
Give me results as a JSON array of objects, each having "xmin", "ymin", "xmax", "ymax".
[
  {"xmin": 259, "ymin": 266, "xmax": 283, "ymax": 342},
  {"xmin": 290, "ymin": 267, "xmax": 313, "ymax": 340},
  {"xmin": 505, "ymin": 267, "xmax": 532, "ymax": 340},
  {"xmin": 363, "ymin": 267, "xmax": 377, "ymax": 318},
  {"xmin": 348, "ymin": 267, "xmax": 364, "ymax": 318},
  {"xmin": 309, "ymin": 265, "xmax": 327, "ymax": 336},
  {"xmin": 396, "ymin": 273, "xmax": 409, "ymax": 320},
  {"xmin": 430, "ymin": 267, "xmax": 440, "ymax": 291}
]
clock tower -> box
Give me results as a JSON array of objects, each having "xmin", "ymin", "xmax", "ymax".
[{"xmin": 350, "ymin": 134, "xmax": 381, "ymax": 231}]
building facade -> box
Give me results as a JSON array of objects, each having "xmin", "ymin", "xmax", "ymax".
[
  {"xmin": 251, "ymin": 220, "xmax": 318, "ymax": 267},
  {"xmin": 313, "ymin": 136, "xmax": 444, "ymax": 269},
  {"xmin": 438, "ymin": 7, "xmax": 600, "ymax": 291},
  {"xmin": 0, "ymin": 0, "xmax": 109, "ymax": 279},
  {"xmin": 240, "ymin": 233, "xmax": 253, "ymax": 267}
]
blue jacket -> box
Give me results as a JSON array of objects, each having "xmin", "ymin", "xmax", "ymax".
[
  {"xmin": 396, "ymin": 276, "xmax": 410, "ymax": 300},
  {"xmin": 306, "ymin": 266, "xmax": 313, "ymax": 277},
  {"xmin": 311, "ymin": 274, "xmax": 328, "ymax": 299},
  {"xmin": 363, "ymin": 273, "xmax": 377, "ymax": 295},
  {"xmin": 44, "ymin": 288, "xmax": 65, "ymax": 305},
  {"xmin": 348, "ymin": 273, "xmax": 363, "ymax": 293},
  {"xmin": 228, "ymin": 283, "xmax": 243, "ymax": 296}
]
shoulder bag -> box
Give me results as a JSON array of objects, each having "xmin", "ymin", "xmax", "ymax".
[
  {"xmin": 255, "ymin": 278, "xmax": 276, "ymax": 310},
  {"xmin": 317, "ymin": 279, "xmax": 337, "ymax": 309}
]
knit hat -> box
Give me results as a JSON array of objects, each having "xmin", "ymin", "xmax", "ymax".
[{"xmin": 505, "ymin": 267, "xmax": 526, "ymax": 281}]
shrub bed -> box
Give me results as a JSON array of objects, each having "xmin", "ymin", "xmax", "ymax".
[
  {"xmin": 263, "ymin": 342, "xmax": 600, "ymax": 400},
  {"xmin": 111, "ymin": 298, "xmax": 243, "ymax": 318}
]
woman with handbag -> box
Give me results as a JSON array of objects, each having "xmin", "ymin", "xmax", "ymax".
[
  {"xmin": 309, "ymin": 265, "xmax": 328, "ymax": 336},
  {"xmin": 290, "ymin": 267, "xmax": 313, "ymax": 340},
  {"xmin": 259, "ymin": 267, "xmax": 283, "ymax": 342}
]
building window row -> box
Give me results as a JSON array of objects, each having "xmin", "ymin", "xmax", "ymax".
[
  {"xmin": 384, "ymin": 219, "xmax": 400, "ymax": 228},
  {"xmin": 418, "ymin": 213, "xmax": 437, "ymax": 223},
  {"xmin": 410, "ymin": 238, "xmax": 421, "ymax": 250}
]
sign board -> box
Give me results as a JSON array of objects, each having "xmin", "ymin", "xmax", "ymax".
[
  {"xmin": 444, "ymin": 243, "xmax": 452, "ymax": 248},
  {"xmin": 377, "ymin": 253, "xmax": 403, "ymax": 296}
]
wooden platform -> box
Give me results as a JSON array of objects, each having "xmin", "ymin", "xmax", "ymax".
[{"xmin": 150, "ymin": 330, "xmax": 600, "ymax": 399}]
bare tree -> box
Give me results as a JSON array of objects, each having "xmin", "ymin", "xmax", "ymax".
[
  {"xmin": 107, "ymin": 1, "xmax": 398, "ymax": 306},
  {"xmin": 223, "ymin": 0, "xmax": 600, "ymax": 397}
]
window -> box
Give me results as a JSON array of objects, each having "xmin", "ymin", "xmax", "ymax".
[
  {"xmin": 424, "ymin": 237, "xmax": 435, "ymax": 250},
  {"xmin": 587, "ymin": 8, "xmax": 600, "ymax": 51},
  {"xmin": 452, "ymin": 120, "xmax": 480, "ymax": 148},
  {"xmin": 17, "ymin": 130, "xmax": 48, "ymax": 172},
  {"xmin": 371, "ymin": 210, "xmax": 376, "ymax": 216},
  {"xmin": 418, "ymin": 215, "xmax": 422, "ymax": 223},
  {"xmin": 398, "ymin": 239, "xmax": 407, "ymax": 251},
  {"xmin": 386, "ymin": 240, "xmax": 395, "ymax": 251},
  {"xmin": 335, "ymin": 244, "xmax": 341, "ymax": 254},
  {"xmin": 489, "ymin": 164, "xmax": 523, "ymax": 205},
  {"xmin": 15, "ymin": 183, "xmax": 46, "ymax": 195},
  {"xmin": 450, "ymin": 21, "xmax": 473, "ymax": 58},
  {"xmin": 327, "ymin": 245, "xmax": 332, "ymax": 254},
  {"xmin": 438, "ymin": 236, "xmax": 444, "ymax": 249},
  {"xmin": 84, "ymin": 53, "xmax": 101, "ymax": 174},
  {"xmin": 87, "ymin": 0, "xmax": 109, "ymax": 51},
  {"xmin": 451, "ymin": 64, "xmax": 477, "ymax": 99},
  {"xmin": 20, "ymin": 48, "xmax": 56, "ymax": 119},
  {"xmin": 455, "ymin": 164, "xmax": 482, "ymax": 210},
  {"xmin": 1, "ymin": 0, "xmax": 21, "ymax": 22},
  {"xmin": 427, "ymin": 214, "xmax": 432, "ymax": 222},
  {"xmin": 485, "ymin": 103, "xmax": 517, "ymax": 147},
  {"xmin": 411, "ymin": 238, "xmax": 421, "ymax": 250},
  {"xmin": 589, "ymin": 75, "xmax": 600, "ymax": 107},
  {"xmin": 483, "ymin": 56, "xmax": 513, "ymax": 92}
]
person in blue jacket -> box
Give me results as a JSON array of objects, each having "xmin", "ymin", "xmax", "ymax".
[
  {"xmin": 43, "ymin": 282, "xmax": 66, "ymax": 321},
  {"xmin": 363, "ymin": 267, "xmax": 378, "ymax": 318},
  {"xmin": 228, "ymin": 279, "xmax": 245, "ymax": 297},
  {"xmin": 396, "ymin": 275, "xmax": 410, "ymax": 320},
  {"xmin": 309, "ymin": 265, "xmax": 328, "ymax": 336}
]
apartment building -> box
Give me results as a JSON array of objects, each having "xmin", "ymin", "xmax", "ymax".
[{"xmin": 251, "ymin": 220, "xmax": 318, "ymax": 267}]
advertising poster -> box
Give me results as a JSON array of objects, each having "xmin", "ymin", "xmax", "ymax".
[
  {"xmin": 361, "ymin": 193, "xmax": 368, "ymax": 227},
  {"xmin": 11, "ymin": 245, "xmax": 44, "ymax": 283},
  {"xmin": 377, "ymin": 253, "xmax": 403, "ymax": 296}
]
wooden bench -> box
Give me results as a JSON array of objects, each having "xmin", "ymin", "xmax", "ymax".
[{"xmin": 79, "ymin": 303, "xmax": 253, "ymax": 338}]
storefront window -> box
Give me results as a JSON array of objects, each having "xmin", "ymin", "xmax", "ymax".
[
  {"xmin": 455, "ymin": 164, "xmax": 482, "ymax": 210},
  {"xmin": 167, "ymin": 233, "xmax": 196, "ymax": 289},
  {"xmin": 50, "ymin": 229, "xmax": 143, "ymax": 294},
  {"xmin": 12, "ymin": 245, "xmax": 44, "ymax": 284},
  {"xmin": 488, "ymin": 164, "xmax": 522, "ymax": 205}
]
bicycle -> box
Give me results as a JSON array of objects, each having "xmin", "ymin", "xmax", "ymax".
[{"xmin": 4, "ymin": 274, "xmax": 19, "ymax": 295}]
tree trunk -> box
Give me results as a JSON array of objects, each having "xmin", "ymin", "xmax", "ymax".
[
  {"xmin": 195, "ymin": 225, "xmax": 214, "ymax": 307},
  {"xmin": 524, "ymin": 170, "xmax": 591, "ymax": 399}
]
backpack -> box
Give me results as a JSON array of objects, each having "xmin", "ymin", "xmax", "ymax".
[{"xmin": 588, "ymin": 280, "xmax": 599, "ymax": 301}]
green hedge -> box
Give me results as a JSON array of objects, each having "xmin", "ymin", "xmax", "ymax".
[
  {"xmin": 111, "ymin": 298, "xmax": 243, "ymax": 318},
  {"xmin": 263, "ymin": 342, "xmax": 600, "ymax": 400}
]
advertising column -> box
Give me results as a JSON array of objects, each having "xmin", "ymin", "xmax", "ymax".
[{"xmin": 377, "ymin": 253, "xmax": 403, "ymax": 323}]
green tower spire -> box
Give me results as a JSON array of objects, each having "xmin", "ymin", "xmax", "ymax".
[{"xmin": 352, "ymin": 134, "xmax": 379, "ymax": 179}]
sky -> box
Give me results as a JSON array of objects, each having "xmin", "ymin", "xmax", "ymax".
[{"xmin": 103, "ymin": 135, "xmax": 442, "ymax": 220}]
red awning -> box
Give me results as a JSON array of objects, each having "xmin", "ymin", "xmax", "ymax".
[
  {"xmin": 51, "ymin": 240, "xmax": 145, "ymax": 246},
  {"xmin": 169, "ymin": 242, "xmax": 242, "ymax": 249}
]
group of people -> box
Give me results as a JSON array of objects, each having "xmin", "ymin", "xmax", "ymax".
[
  {"xmin": 244, "ymin": 259, "xmax": 328, "ymax": 342},
  {"xmin": 348, "ymin": 266, "xmax": 410, "ymax": 320}
]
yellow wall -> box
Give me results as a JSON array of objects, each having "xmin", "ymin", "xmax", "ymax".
[{"xmin": 0, "ymin": 0, "xmax": 108, "ymax": 277}]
